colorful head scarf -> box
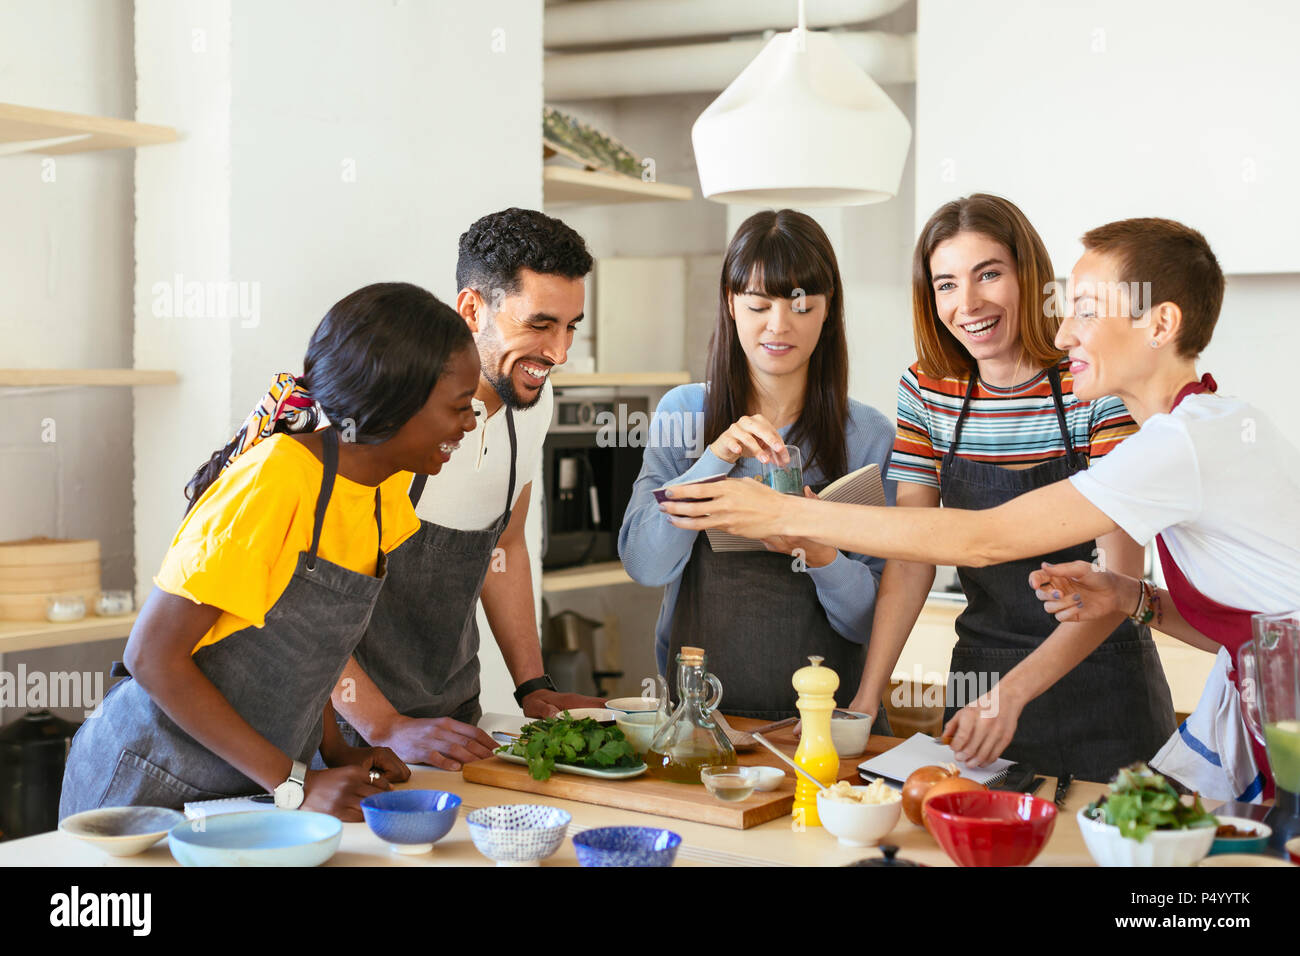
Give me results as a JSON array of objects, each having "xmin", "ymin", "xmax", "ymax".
[{"xmin": 222, "ymin": 373, "xmax": 324, "ymax": 474}]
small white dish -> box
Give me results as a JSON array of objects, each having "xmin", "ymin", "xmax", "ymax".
[
  {"xmin": 829, "ymin": 712, "xmax": 873, "ymax": 757},
  {"xmin": 614, "ymin": 711, "xmax": 659, "ymax": 753},
  {"xmin": 749, "ymin": 766, "xmax": 786, "ymax": 791},
  {"xmin": 604, "ymin": 697, "xmax": 660, "ymax": 714},
  {"xmin": 816, "ymin": 787, "xmax": 902, "ymax": 847},
  {"xmin": 60, "ymin": 806, "xmax": 186, "ymax": 857},
  {"xmin": 560, "ymin": 708, "xmax": 617, "ymax": 723}
]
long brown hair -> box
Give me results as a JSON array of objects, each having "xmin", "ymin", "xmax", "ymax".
[
  {"xmin": 912, "ymin": 194, "xmax": 1062, "ymax": 380},
  {"xmin": 704, "ymin": 210, "xmax": 849, "ymax": 481}
]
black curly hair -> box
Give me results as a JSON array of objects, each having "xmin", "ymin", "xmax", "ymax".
[{"xmin": 456, "ymin": 207, "xmax": 593, "ymax": 303}]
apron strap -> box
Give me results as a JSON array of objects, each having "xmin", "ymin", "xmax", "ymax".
[
  {"xmin": 408, "ymin": 473, "xmax": 427, "ymax": 508},
  {"xmin": 374, "ymin": 486, "xmax": 383, "ymax": 566},
  {"xmin": 946, "ymin": 370, "xmax": 980, "ymax": 458},
  {"xmin": 502, "ymin": 405, "xmax": 518, "ymax": 520},
  {"xmin": 307, "ymin": 428, "xmax": 340, "ymax": 570},
  {"xmin": 1044, "ymin": 364, "xmax": 1079, "ymax": 463}
]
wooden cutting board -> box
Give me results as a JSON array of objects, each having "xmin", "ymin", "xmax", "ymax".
[{"xmin": 462, "ymin": 718, "xmax": 901, "ymax": 830}]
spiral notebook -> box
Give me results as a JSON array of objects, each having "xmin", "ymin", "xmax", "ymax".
[
  {"xmin": 705, "ymin": 463, "xmax": 886, "ymax": 553},
  {"xmin": 856, "ymin": 732, "xmax": 1015, "ymax": 787}
]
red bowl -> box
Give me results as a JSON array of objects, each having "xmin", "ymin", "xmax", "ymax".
[{"xmin": 923, "ymin": 790, "xmax": 1058, "ymax": 867}]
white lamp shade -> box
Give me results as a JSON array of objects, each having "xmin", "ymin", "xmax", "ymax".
[{"xmin": 692, "ymin": 29, "xmax": 912, "ymax": 206}]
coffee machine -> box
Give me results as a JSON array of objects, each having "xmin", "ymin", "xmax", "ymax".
[{"xmin": 541, "ymin": 391, "xmax": 649, "ymax": 569}]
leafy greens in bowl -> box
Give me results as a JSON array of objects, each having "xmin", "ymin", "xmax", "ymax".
[
  {"xmin": 499, "ymin": 712, "xmax": 641, "ymax": 781},
  {"xmin": 1083, "ymin": 762, "xmax": 1217, "ymax": 842}
]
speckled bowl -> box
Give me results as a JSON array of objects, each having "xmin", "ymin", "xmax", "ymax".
[
  {"xmin": 60, "ymin": 806, "xmax": 186, "ymax": 857},
  {"xmin": 361, "ymin": 789, "xmax": 461, "ymax": 854},
  {"xmin": 466, "ymin": 805, "xmax": 571, "ymax": 866},
  {"xmin": 572, "ymin": 826, "xmax": 682, "ymax": 867}
]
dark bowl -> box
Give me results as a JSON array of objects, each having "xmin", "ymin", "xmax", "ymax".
[{"xmin": 923, "ymin": 790, "xmax": 1057, "ymax": 867}]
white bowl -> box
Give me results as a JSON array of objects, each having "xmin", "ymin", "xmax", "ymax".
[
  {"xmin": 466, "ymin": 805, "xmax": 571, "ymax": 867},
  {"xmin": 750, "ymin": 766, "xmax": 786, "ymax": 791},
  {"xmin": 816, "ymin": 787, "xmax": 903, "ymax": 847},
  {"xmin": 561, "ymin": 708, "xmax": 617, "ymax": 723},
  {"xmin": 1076, "ymin": 808, "xmax": 1216, "ymax": 867},
  {"xmin": 614, "ymin": 711, "xmax": 659, "ymax": 753},
  {"xmin": 604, "ymin": 697, "xmax": 660, "ymax": 714},
  {"xmin": 829, "ymin": 713, "xmax": 873, "ymax": 757},
  {"xmin": 60, "ymin": 806, "xmax": 186, "ymax": 857}
]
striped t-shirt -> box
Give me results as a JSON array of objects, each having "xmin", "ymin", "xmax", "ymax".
[{"xmin": 889, "ymin": 359, "xmax": 1138, "ymax": 489}]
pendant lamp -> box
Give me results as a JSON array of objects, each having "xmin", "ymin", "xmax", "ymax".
[{"xmin": 691, "ymin": 0, "xmax": 912, "ymax": 206}]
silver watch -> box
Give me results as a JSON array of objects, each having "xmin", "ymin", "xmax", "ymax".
[{"xmin": 273, "ymin": 759, "xmax": 307, "ymax": 810}]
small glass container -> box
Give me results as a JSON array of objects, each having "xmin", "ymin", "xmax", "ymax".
[
  {"xmin": 700, "ymin": 765, "xmax": 760, "ymax": 803},
  {"xmin": 95, "ymin": 590, "xmax": 135, "ymax": 617},
  {"xmin": 762, "ymin": 444, "xmax": 804, "ymax": 494},
  {"xmin": 46, "ymin": 596, "xmax": 86, "ymax": 623}
]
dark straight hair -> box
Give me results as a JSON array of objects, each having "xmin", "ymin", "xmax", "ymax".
[
  {"xmin": 704, "ymin": 210, "xmax": 849, "ymax": 481},
  {"xmin": 183, "ymin": 282, "xmax": 473, "ymax": 511}
]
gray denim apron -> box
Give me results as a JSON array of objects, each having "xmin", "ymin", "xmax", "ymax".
[
  {"xmin": 59, "ymin": 429, "xmax": 387, "ymax": 818},
  {"xmin": 667, "ymin": 477, "xmax": 891, "ymax": 732},
  {"xmin": 939, "ymin": 366, "xmax": 1175, "ymax": 781},
  {"xmin": 337, "ymin": 406, "xmax": 517, "ymax": 743}
]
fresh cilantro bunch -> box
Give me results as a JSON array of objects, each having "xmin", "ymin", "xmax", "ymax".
[
  {"xmin": 500, "ymin": 711, "xmax": 639, "ymax": 781},
  {"xmin": 1084, "ymin": 762, "xmax": 1217, "ymax": 842}
]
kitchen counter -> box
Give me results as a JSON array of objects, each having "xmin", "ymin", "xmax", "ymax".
[{"xmin": 0, "ymin": 731, "xmax": 1113, "ymax": 867}]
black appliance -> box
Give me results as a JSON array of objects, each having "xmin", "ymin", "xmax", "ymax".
[
  {"xmin": 542, "ymin": 391, "xmax": 648, "ymax": 570},
  {"xmin": 0, "ymin": 710, "xmax": 80, "ymax": 840}
]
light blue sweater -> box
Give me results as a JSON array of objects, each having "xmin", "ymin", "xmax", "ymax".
[{"xmin": 617, "ymin": 384, "xmax": 898, "ymax": 674}]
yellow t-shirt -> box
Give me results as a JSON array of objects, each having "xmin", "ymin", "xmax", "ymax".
[{"xmin": 155, "ymin": 435, "xmax": 420, "ymax": 653}]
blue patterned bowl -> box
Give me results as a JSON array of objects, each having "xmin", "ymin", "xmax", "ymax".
[
  {"xmin": 465, "ymin": 804, "xmax": 571, "ymax": 866},
  {"xmin": 572, "ymin": 826, "xmax": 681, "ymax": 867},
  {"xmin": 168, "ymin": 810, "xmax": 342, "ymax": 867},
  {"xmin": 361, "ymin": 789, "xmax": 462, "ymax": 854}
]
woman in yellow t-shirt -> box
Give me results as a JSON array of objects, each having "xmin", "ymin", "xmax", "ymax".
[{"xmin": 60, "ymin": 282, "xmax": 481, "ymax": 822}]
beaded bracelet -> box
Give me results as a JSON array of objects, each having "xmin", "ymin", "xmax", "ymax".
[{"xmin": 1130, "ymin": 579, "xmax": 1158, "ymax": 627}]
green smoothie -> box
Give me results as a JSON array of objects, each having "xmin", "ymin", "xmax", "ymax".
[{"xmin": 1264, "ymin": 720, "xmax": 1300, "ymax": 792}]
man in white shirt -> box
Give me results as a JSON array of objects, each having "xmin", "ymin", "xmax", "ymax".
[{"xmin": 331, "ymin": 208, "xmax": 604, "ymax": 770}]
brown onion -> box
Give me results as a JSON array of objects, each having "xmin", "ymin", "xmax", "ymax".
[{"xmin": 901, "ymin": 763, "xmax": 959, "ymax": 825}]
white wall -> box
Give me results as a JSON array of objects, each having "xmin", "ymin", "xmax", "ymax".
[
  {"xmin": 915, "ymin": 0, "xmax": 1300, "ymax": 276},
  {"xmin": 914, "ymin": 0, "xmax": 1300, "ymax": 448},
  {"xmin": 135, "ymin": 0, "xmax": 544, "ymax": 718},
  {"xmin": 1, "ymin": 0, "xmax": 138, "ymax": 724}
]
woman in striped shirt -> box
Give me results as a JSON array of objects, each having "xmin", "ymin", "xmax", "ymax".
[{"xmin": 845, "ymin": 195, "xmax": 1176, "ymax": 781}]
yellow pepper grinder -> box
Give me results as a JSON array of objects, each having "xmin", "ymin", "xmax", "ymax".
[{"xmin": 792, "ymin": 655, "xmax": 840, "ymax": 827}]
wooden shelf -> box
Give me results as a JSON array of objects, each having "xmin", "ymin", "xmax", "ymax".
[
  {"xmin": 0, "ymin": 613, "xmax": 137, "ymax": 655},
  {"xmin": 0, "ymin": 369, "xmax": 180, "ymax": 387},
  {"xmin": 0, "ymin": 102, "xmax": 178, "ymax": 156},
  {"xmin": 551, "ymin": 371, "xmax": 690, "ymax": 388},
  {"xmin": 542, "ymin": 560, "xmax": 634, "ymax": 593},
  {"xmin": 543, "ymin": 165, "xmax": 692, "ymax": 206}
]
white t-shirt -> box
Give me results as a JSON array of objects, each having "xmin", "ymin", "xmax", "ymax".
[
  {"xmin": 414, "ymin": 381, "xmax": 552, "ymax": 531},
  {"xmin": 1069, "ymin": 392, "xmax": 1300, "ymax": 613}
]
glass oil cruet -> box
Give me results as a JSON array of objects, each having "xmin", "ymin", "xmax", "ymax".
[{"xmin": 644, "ymin": 646, "xmax": 736, "ymax": 783}]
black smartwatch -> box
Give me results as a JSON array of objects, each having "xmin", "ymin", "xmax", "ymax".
[{"xmin": 513, "ymin": 674, "xmax": 557, "ymax": 706}]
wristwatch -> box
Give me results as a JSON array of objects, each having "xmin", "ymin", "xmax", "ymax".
[
  {"xmin": 513, "ymin": 674, "xmax": 557, "ymax": 707},
  {"xmin": 273, "ymin": 759, "xmax": 307, "ymax": 810}
]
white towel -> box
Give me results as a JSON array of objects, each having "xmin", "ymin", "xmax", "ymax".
[{"xmin": 1150, "ymin": 647, "xmax": 1265, "ymax": 803}]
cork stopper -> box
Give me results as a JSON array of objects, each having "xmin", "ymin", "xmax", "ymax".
[{"xmin": 679, "ymin": 646, "xmax": 705, "ymax": 663}]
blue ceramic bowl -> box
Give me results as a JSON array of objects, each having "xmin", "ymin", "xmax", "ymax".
[
  {"xmin": 168, "ymin": 810, "xmax": 342, "ymax": 867},
  {"xmin": 1208, "ymin": 817, "xmax": 1270, "ymax": 856},
  {"xmin": 572, "ymin": 826, "xmax": 681, "ymax": 867},
  {"xmin": 466, "ymin": 804, "xmax": 571, "ymax": 866},
  {"xmin": 361, "ymin": 789, "xmax": 461, "ymax": 854}
]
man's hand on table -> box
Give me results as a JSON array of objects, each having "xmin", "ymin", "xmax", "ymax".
[
  {"xmin": 522, "ymin": 689, "xmax": 608, "ymax": 719},
  {"xmin": 941, "ymin": 682, "xmax": 1024, "ymax": 767},
  {"xmin": 372, "ymin": 715, "xmax": 498, "ymax": 771}
]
